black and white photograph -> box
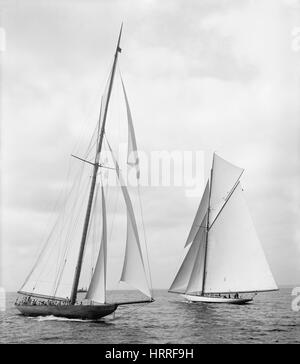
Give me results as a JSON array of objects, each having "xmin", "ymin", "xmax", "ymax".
[{"xmin": 0, "ymin": 0, "xmax": 300, "ymax": 347}]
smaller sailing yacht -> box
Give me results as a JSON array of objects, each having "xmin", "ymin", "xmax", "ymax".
[
  {"xmin": 15, "ymin": 26, "xmax": 154, "ymax": 320},
  {"xmin": 169, "ymin": 153, "xmax": 278, "ymax": 304}
]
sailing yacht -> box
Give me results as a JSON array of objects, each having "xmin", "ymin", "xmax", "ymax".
[
  {"xmin": 169, "ymin": 153, "xmax": 278, "ymax": 304},
  {"xmin": 15, "ymin": 26, "xmax": 154, "ymax": 320}
]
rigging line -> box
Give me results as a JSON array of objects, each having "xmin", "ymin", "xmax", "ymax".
[
  {"xmin": 82, "ymin": 124, "xmax": 99, "ymax": 161},
  {"xmin": 53, "ymin": 177, "xmax": 91, "ymax": 296},
  {"xmin": 103, "ymin": 138, "xmax": 120, "ymax": 245},
  {"xmin": 109, "ymin": 182, "xmax": 120, "ymax": 244},
  {"xmin": 52, "ymin": 175, "xmax": 91, "ymax": 296},
  {"xmin": 116, "ymin": 67, "xmax": 122, "ymax": 151},
  {"xmin": 96, "ymin": 96, "xmax": 104, "ymax": 149},
  {"xmin": 137, "ymin": 182, "xmax": 154, "ymax": 296},
  {"xmin": 20, "ymin": 153, "xmax": 74, "ymax": 292},
  {"xmin": 72, "ymin": 89, "xmax": 102, "ymax": 165},
  {"xmin": 209, "ymin": 180, "xmax": 242, "ymax": 231},
  {"xmin": 63, "ymin": 174, "xmax": 91, "ymax": 255},
  {"xmin": 71, "ymin": 107, "xmax": 97, "ymax": 161},
  {"xmin": 84, "ymin": 181, "xmax": 101, "ymax": 287},
  {"xmin": 52, "ymin": 162, "xmax": 88, "ymax": 279},
  {"xmin": 71, "ymin": 59, "xmax": 113, "ymax": 159},
  {"xmin": 31, "ymin": 181, "xmax": 80, "ymax": 294},
  {"xmin": 32, "ymin": 147, "xmax": 93, "ymax": 294},
  {"xmin": 52, "ymin": 166, "xmax": 91, "ymax": 295},
  {"xmin": 90, "ymin": 182, "xmax": 99, "ymax": 282},
  {"xmin": 50, "ymin": 160, "xmax": 86, "ymax": 270},
  {"xmin": 23, "ymin": 76, "xmax": 111, "ymax": 296},
  {"xmin": 24, "ymin": 56, "xmax": 112, "ymax": 293}
]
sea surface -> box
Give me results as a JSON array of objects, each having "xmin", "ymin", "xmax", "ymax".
[{"xmin": 0, "ymin": 289, "xmax": 299, "ymax": 344}]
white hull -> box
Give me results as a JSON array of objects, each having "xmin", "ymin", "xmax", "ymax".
[{"xmin": 183, "ymin": 294, "xmax": 253, "ymax": 305}]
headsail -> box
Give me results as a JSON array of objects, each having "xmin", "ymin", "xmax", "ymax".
[
  {"xmin": 205, "ymin": 182, "xmax": 278, "ymax": 294},
  {"xmin": 185, "ymin": 180, "xmax": 209, "ymax": 247},
  {"xmin": 86, "ymin": 184, "xmax": 107, "ymax": 304},
  {"xmin": 121, "ymin": 77, "xmax": 140, "ymax": 179},
  {"xmin": 169, "ymin": 215, "xmax": 207, "ymax": 294},
  {"xmin": 185, "ymin": 223, "xmax": 207, "ymax": 294},
  {"xmin": 107, "ymin": 141, "xmax": 152, "ymax": 298}
]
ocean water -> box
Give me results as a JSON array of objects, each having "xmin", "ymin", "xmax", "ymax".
[{"xmin": 0, "ymin": 289, "xmax": 299, "ymax": 344}]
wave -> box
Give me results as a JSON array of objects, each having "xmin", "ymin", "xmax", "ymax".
[{"xmin": 34, "ymin": 315, "xmax": 105, "ymax": 323}]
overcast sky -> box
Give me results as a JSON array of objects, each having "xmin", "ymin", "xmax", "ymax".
[{"xmin": 1, "ymin": 0, "xmax": 300, "ymax": 291}]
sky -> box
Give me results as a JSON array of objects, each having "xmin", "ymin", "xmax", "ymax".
[{"xmin": 1, "ymin": 0, "xmax": 300, "ymax": 291}]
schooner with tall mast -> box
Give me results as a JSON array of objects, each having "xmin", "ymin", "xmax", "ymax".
[{"xmin": 16, "ymin": 26, "xmax": 154, "ymax": 320}]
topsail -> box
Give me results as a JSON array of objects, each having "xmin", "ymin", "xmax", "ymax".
[{"xmin": 209, "ymin": 154, "xmax": 244, "ymax": 225}]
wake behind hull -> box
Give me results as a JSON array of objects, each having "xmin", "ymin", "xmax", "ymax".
[
  {"xmin": 183, "ymin": 294, "xmax": 253, "ymax": 305},
  {"xmin": 16, "ymin": 303, "xmax": 118, "ymax": 320}
]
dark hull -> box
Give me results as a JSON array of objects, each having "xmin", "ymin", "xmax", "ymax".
[{"xmin": 16, "ymin": 303, "xmax": 118, "ymax": 320}]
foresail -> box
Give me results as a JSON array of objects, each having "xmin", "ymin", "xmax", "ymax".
[
  {"xmin": 209, "ymin": 154, "xmax": 244, "ymax": 225},
  {"xmin": 86, "ymin": 185, "xmax": 107, "ymax": 304},
  {"xmin": 204, "ymin": 183, "xmax": 278, "ymax": 294},
  {"xmin": 107, "ymin": 142, "xmax": 152, "ymax": 298},
  {"xmin": 121, "ymin": 78, "xmax": 140, "ymax": 179},
  {"xmin": 169, "ymin": 215, "xmax": 207, "ymax": 293},
  {"xmin": 185, "ymin": 224, "xmax": 207, "ymax": 294},
  {"xmin": 120, "ymin": 210, "xmax": 152, "ymax": 298},
  {"xmin": 169, "ymin": 237, "xmax": 199, "ymax": 293},
  {"xmin": 185, "ymin": 180, "xmax": 209, "ymax": 247}
]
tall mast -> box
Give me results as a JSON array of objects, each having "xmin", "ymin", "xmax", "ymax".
[
  {"xmin": 201, "ymin": 152, "xmax": 214, "ymax": 295},
  {"xmin": 70, "ymin": 25, "xmax": 123, "ymax": 305}
]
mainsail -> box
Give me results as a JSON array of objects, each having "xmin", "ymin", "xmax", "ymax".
[
  {"xmin": 18, "ymin": 175, "xmax": 90, "ymax": 301},
  {"xmin": 205, "ymin": 182, "xmax": 278, "ymax": 294},
  {"xmin": 169, "ymin": 153, "xmax": 278, "ymax": 295}
]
